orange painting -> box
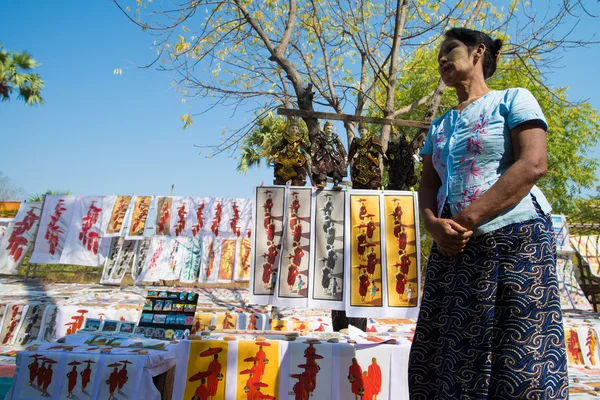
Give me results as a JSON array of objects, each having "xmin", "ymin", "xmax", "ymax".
[
  {"xmin": 383, "ymin": 194, "xmax": 418, "ymax": 307},
  {"xmin": 183, "ymin": 341, "xmax": 227, "ymax": 400},
  {"xmin": 0, "ymin": 201, "xmax": 21, "ymax": 220},
  {"xmin": 128, "ymin": 196, "xmax": 151, "ymax": 236},
  {"xmin": 236, "ymin": 340, "xmax": 279, "ymax": 400},
  {"xmin": 349, "ymin": 194, "xmax": 382, "ymax": 307},
  {"xmin": 106, "ymin": 196, "xmax": 132, "ymax": 234},
  {"xmin": 218, "ymin": 240, "xmax": 236, "ymax": 280}
]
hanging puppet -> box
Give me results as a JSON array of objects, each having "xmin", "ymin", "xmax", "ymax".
[
  {"xmin": 272, "ymin": 121, "xmax": 309, "ymax": 186},
  {"xmin": 310, "ymin": 121, "xmax": 348, "ymax": 188},
  {"xmin": 348, "ymin": 126, "xmax": 385, "ymax": 190}
]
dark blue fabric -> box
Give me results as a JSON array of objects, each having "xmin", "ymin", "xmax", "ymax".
[{"xmin": 408, "ymin": 201, "xmax": 568, "ymax": 399}]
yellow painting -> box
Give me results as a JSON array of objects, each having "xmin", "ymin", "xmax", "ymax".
[
  {"xmin": 236, "ymin": 238, "xmax": 251, "ymax": 280},
  {"xmin": 218, "ymin": 240, "xmax": 236, "ymax": 280},
  {"xmin": 236, "ymin": 340, "xmax": 279, "ymax": 400},
  {"xmin": 106, "ymin": 196, "xmax": 132, "ymax": 234},
  {"xmin": 191, "ymin": 313, "xmax": 214, "ymax": 334},
  {"xmin": 128, "ymin": 196, "xmax": 151, "ymax": 236},
  {"xmin": 0, "ymin": 201, "xmax": 21, "ymax": 220},
  {"xmin": 383, "ymin": 194, "xmax": 418, "ymax": 307},
  {"xmin": 349, "ymin": 194, "xmax": 382, "ymax": 307},
  {"xmin": 183, "ymin": 341, "xmax": 227, "ymax": 400},
  {"xmin": 215, "ymin": 311, "xmax": 237, "ymax": 330},
  {"xmin": 270, "ymin": 319, "xmax": 286, "ymax": 331}
]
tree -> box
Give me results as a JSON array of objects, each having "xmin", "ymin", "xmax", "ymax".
[
  {"xmin": 0, "ymin": 44, "xmax": 44, "ymax": 105},
  {"xmin": 115, "ymin": 0, "xmax": 599, "ymax": 192},
  {"xmin": 235, "ymin": 111, "xmax": 309, "ymax": 173},
  {"xmin": 0, "ymin": 172, "xmax": 25, "ymax": 201}
]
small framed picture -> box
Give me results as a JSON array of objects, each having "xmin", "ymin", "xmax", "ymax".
[
  {"xmin": 173, "ymin": 330, "xmax": 185, "ymax": 340},
  {"xmin": 153, "ymin": 301, "xmax": 164, "ymax": 311},
  {"xmin": 179, "ymin": 291, "xmax": 187, "ymax": 301},
  {"xmin": 82, "ymin": 318, "xmax": 102, "ymax": 332},
  {"xmin": 163, "ymin": 301, "xmax": 173, "ymax": 312},
  {"xmin": 166, "ymin": 315, "xmax": 177, "ymax": 325},
  {"xmin": 185, "ymin": 316, "xmax": 194, "ymax": 325},
  {"xmin": 153, "ymin": 314, "xmax": 167, "ymax": 324},
  {"xmin": 147, "ymin": 291, "xmax": 158, "ymax": 298},
  {"xmin": 140, "ymin": 313, "xmax": 154, "ymax": 324},
  {"xmin": 153, "ymin": 328, "xmax": 166, "ymax": 340},
  {"xmin": 172, "ymin": 303, "xmax": 184, "ymax": 312},
  {"xmin": 144, "ymin": 327, "xmax": 155, "ymax": 338},
  {"xmin": 101, "ymin": 320, "xmax": 120, "ymax": 333},
  {"xmin": 119, "ymin": 322, "xmax": 136, "ymax": 334},
  {"xmin": 176, "ymin": 315, "xmax": 187, "ymax": 325},
  {"xmin": 158, "ymin": 290, "xmax": 168, "ymax": 298},
  {"xmin": 134, "ymin": 327, "xmax": 146, "ymax": 335},
  {"xmin": 142, "ymin": 299, "xmax": 154, "ymax": 310},
  {"xmin": 187, "ymin": 292, "xmax": 196, "ymax": 302},
  {"xmin": 184, "ymin": 304, "xmax": 196, "ymax": 313},
  {"xmin": 165, "ymin": 329, "xmax": 175, "ymax": 340}
]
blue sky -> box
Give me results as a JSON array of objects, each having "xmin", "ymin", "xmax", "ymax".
[{"xmin": 0, "ymin": 0, "xmax": 598, "ymax": 200}]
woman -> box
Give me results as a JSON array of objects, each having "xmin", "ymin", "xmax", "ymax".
[{"xmin": 408, "ymin": 28, "xmax": 568, "ymax": 399}]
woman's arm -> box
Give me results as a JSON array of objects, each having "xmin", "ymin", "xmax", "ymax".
[
  {"xmin": 419, "ymin": 155, "xmax": 472, "ymax": 256},
  {"xmin": 453, "ymin": 120, "xmax": 548, "ymax": 229}
]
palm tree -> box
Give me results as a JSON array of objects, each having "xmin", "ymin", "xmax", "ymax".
[
  {"xmin": 0, "ymin": 44, "xmax": 45, "ymax": 105},
  {"xmin": 29, "ymin": 190, "xmax": 72, "ymax": 203}
]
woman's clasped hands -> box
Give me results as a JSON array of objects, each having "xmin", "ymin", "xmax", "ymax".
[{"xmin": 425, "ymin": 217, "xmax": 473, "ymax": 257}]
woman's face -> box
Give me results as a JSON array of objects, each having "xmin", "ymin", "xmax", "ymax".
[{"xmin": 437, "ymin": 38, "xmax": 482, "ymax": 87}]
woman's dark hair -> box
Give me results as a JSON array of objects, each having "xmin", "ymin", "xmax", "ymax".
[{"xmin": 445, "ymin": 28, "xmax": 503, "ymax": 79}]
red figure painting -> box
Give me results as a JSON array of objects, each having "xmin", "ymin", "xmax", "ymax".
[
  {"xmin": 192, "ymin": 202, "xmax": 205, "ymax": 236},
  {"xmin": 358, "ymin": 270, "xmax": 370, "ymax": 301},
  {"xmin": 41, "ymin": 362, "xmax": 54, "ymax": 395},
  {"xmin": 66, "ymin": 365, "xmax": 78, "ymax": 396},
  {"xmin": 395, "ymin": 272, "xmax": 407, "ymax": 299},
  {"xmin": 348, "ymin": 358, "xmax": 364, "ymax": 400},
  {"xmin": 366, "ymin": 219, "xmax": 375, "ymax": 242},
  {"xmin": 175, "ymin": 204, "xmax": 187, "ymax": 236},
  {"xmin": 366, "ymin": 249, "xmax": 377, "ymax": 276},
  {"xmin": 28, "ymin": 357, "xmax": 39, "ymax": 386},
  {"xmin": 211, "ymin": 202, "xmax": 222, "ymax": 237},
  {"xmin": 118, "ymin": 362, "xmax": 130, "ymax": 393},
  {"xmin": 80, "ymin": 361, "xmax": 94, "ymax": 392},
  {"xmin": 36, "ymin": 362, "xmax": 46, "ymax": 389},
  {"xmin": 356, "ymin": 230, "xmax": 367, "ymax": 260},
  {"xmin": 400, "ymin": 253, "xmax": 411, "ymax": 274},
  {"xmin": 222, "ymin": 312, "xmax": 235, "ymax": 330},
  {"xmin": 287, "ymin": 263, "xmax": 298, "ymax": 288},
  {"xmin": 262, "ymin": 262, "xmax": 273, "ymax": 288},
  {"xmin": 292, "ymin": 219, "xmax": 302, "ymax": 243},
  {"xmin": 207, "ymin": 354, "xmax": 221, "ymax": 396},
  {"xmin": 106, "ymin": 364, "xmax": 121, "ymax": 399},
  {"xmin": 368, "ymin": 358, "xmax": 382, "ymax": 398},
  {"xmin": 248, "ymin": 314, "xmax": 257, "ymax": 330},
  {"xmin": 6, "ymin": 209, "xmax": 39, "ymax": 261},
  {"xmin": 45, "ymin": 200, "xmax": 66, "ymax": 255}
]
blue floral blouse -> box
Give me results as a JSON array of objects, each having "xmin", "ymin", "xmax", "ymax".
[{"xmin": 420, "ymin": 88, "xmax": 552, "ymax": 235}]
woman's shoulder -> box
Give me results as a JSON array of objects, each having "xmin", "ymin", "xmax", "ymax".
[{"xmin": 496, "ymin": 87, "xmax": 538, "ymax": 103}]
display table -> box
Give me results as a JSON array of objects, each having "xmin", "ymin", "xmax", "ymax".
[
  {"xmin": 171, "ymin": 335, "xmax": 411, "ymax": 400},
  {"xmin": 4, "ymin": 333, "xmax": 177, "ymax": 400}
]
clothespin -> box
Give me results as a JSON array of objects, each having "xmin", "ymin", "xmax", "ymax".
[
  {"xmin": 260, "ymin": 181, "xmax": 264, "ymax": 187},
  {"xmin": 381, "ymin": 185, "xmax": 385, "ymax": 193},
  {"xmin": 285, "ymin": 181, "xmax": 291, "ymax": 188},
  {"xmin": 345, "ymin": 185, "xmax": 349, "ymax": 192}
]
